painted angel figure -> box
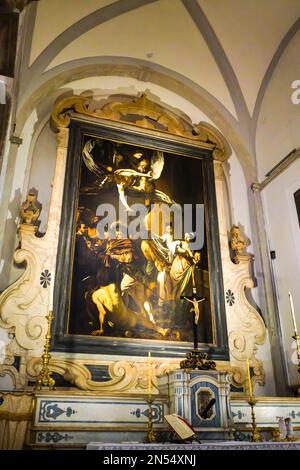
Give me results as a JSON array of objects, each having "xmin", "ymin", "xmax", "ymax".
[{"xmin": 82, "ymin": 139, "xmax": 174, "ymax": 211}]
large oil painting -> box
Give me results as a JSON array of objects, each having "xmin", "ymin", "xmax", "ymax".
[{"xmin": 54, "ymin": 120, "xmax": 228, "ymax": 358}]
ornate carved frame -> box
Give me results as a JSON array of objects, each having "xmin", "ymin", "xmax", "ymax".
[{"xmin": 52, "ymin": 97, "xmax": 229, "ymax": 359}]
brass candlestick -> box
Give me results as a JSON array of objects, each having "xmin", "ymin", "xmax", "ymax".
[
  {"xmin": 145, "ymin": 398, "xmax": 156, "ymax": 443},
  {"xmin": 248, "ymin": 398, "xmax": 262, "ymax": 442},
  {"xmin": 35, "ymin": 311, "xmax": 55, "ymax": 391},
  {"xmin": 292, "ymin": 333, "xmax": 300, "ymax": 396}
]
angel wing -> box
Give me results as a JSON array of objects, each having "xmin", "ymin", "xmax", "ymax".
[
  {"xmin": 82, "ymin": 139, "xmax": 105, "ymax": 178},
  {"xmin": 153, "ymin": 189, "xmax": 175, "ymax": 205},
  {"xmin": 150, "ymin": 151, "xmax": 164, "ymax": 180}
]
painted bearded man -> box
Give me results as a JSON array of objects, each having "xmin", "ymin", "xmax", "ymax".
[{"xmin": 91, "ymin": 238, "xmax": 168, "ymax": 338}]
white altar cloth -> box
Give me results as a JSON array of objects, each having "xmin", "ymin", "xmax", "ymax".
[{"xmin": 87, "ymin": 441, "xmax": 300, "ymax": 450}]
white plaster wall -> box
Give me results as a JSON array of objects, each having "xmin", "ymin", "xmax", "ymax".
[
  {"xmin": 262, "ymin": 159, "xmax": 300, "ymax": 387},
  {"xmin": 27, "ymin": 121, "xmax": 57, "ymax": 233},
  {"xmin": 256, "ymin": 30, "xmax": 300, "ymax": 389},
  {"xmin": 0, "ymin": 116, "xmax": 56, "ymax": 290},
  {"xmin": 254, "ymin": 330, "xmax": 276, "ymax": 396},
  {"xmin": 256, "ymin": 30, "xmax": 300, "ymax": 178},
  {"xmin": 200, "ymin": 0, "xmax": 300, "ymax": 115},
  {"xmin": 228, "ymin": 151, "xmax": 253, "ymax": 246},
  {"xmin": 30, "ymin": 0, "xmax": 116, "ymax": 65},
  {"xmin": 8, "ymin": 111, "xmax": 38, "ymax": 286},
  {"xmin": 0, "ymin": 110, "xmax": 38, "ymax": 290},
  {"xmin": 46, "ymin": 0, "xmax": 236, "ymax": 117}
]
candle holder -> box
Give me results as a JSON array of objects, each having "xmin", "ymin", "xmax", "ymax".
[
  {"xmin": 248, "ymin": 397, "xmax": 262, "ymax": 442},
  {"xmin": 145, "ymin": 397, "xmax": 156, "ymax": 443},
  {"xmin": 180, "ymin": 349, "xmax": 216, "ymax": 370},
  {"xmin": 292, "ymin": 333, "xmax": 300, "ymax": 396},
  {"xmin": 35, "ymin": 311, "xmax": 55, "ymax": 391}
]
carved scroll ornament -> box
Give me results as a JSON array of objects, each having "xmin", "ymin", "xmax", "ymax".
[{"xmin": 51, "ymin": 93, "xmax": 231, "ymax": 161}]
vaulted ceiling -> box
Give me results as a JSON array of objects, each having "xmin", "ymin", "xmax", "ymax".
[
  {"xmin": 26, "ymin": 0, "xmax": 300, "ymax": 117},
  {"xmin": 15, "ymin": 0, "xmax": 300, "ymax": 176}
]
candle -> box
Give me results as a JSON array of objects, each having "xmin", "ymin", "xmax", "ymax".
[
  {"xmin": 49, "ymin": 272, "xmax": 54, "ymax": 311},
  {"xmin": 288, "ymin": 291, "xmax": 298, "ymax": 334},
  {"xmin": 148, "ymin": 351, "xmax": 152, "ymax": 397},
  {"xmin": 246, "ymin": 359, "xmax": 253, "ymax": 399}
]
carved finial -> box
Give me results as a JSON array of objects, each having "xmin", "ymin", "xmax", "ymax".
[
  {"xmin": 19, "ymin": 192, "xmax": 40, "ymax": 229},
  {"xmin": 230, "ymin": 225, "xmax": 247, "ymax": 262}
]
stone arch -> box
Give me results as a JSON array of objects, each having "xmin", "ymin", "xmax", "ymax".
[{"xmin": 15, "ymin": 60, "xmax": 257, "ymax": 182}]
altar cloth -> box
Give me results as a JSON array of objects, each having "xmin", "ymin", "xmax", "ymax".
[{"xmin": 87, "ymin": 441, "xmax": 300, "ymax": 450}]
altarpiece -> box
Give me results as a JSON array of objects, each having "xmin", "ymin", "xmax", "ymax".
[
  {"xmin": 0, "ymin": 93, "xmax": 267, "ymax": 447},
  {"xmin": 52, "ymin": 96, "xmax": 228, "ymax": 360}
]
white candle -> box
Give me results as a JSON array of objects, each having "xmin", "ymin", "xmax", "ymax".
[
  {"xmin": 246, "ymin": 359, "xmax": 253, "ymax": 400},
  {"xmin": 49, "ymin": 272, "xmax": 54, "ymax": 311},
  {"xmin": 148, "ymin": 351, "xmax": 152, "ymax": 398},
  {"xmin": 288, "ymin": 291, "xmax": 297, "ymax": 334}
]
